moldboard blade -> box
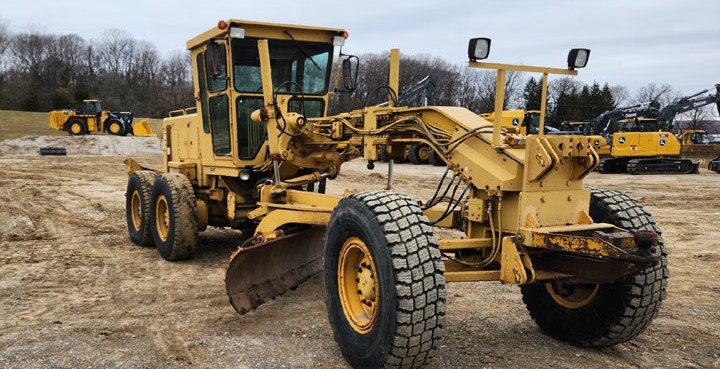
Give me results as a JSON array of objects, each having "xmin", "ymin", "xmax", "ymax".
[{"xmin": 225, "ymin": 226, "xmax": 326, "ymax": 314}]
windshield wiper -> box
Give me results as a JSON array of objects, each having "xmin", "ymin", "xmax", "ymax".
[{"xmin": 284, "ymin": 30, "xmax": 321, "ymax": 71}]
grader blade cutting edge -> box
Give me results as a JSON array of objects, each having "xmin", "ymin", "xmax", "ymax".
[{"xmin": 225, "ymin": 227, "xmax": 326, "ymax": 314}]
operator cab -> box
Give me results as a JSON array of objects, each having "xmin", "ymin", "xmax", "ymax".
[
  {"xmin": 619, "ymin": 118, "xmax": 659, "ymax": 132},
  {"xmin": 190, "ymin": 20, "xmax": 349, "ymax": 163},
  {"xmin": 81, "ymin": 100, "xmax": 102, "ymax": 116}
]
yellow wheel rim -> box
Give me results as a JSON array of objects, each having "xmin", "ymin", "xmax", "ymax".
[
  {"xmin": 155, "ymin": 194, "xmax": 170, "ymax": 242},
  {"xmin": 130, "ymin": 190, "xmax": 142, "ymax": 230},
  {"xmin": 71, "ymin": 123, "xmax": 81, "ymax": 134},
  {"xmin": 338, "ymin": 237, "xmax": 379, "ymax": 334},
  {"xmin": 110, "ymin": 122, "xmax": 121, "ymax": 134},
  {"xmin": 418, "ymin": 146, "xmax": 429, "ymax": 161},
  {"xmin": 546, "ymin": 280, "xmax": 600, "ymax": 309}
]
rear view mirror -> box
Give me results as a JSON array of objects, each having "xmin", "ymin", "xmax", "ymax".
[
  {"xmin": 341, "ymin": 54, "xmax": 359, "ymax": 92},
  {"xmin": 206, "ymin": 41, "xmax": 224, "ymax": 77}
]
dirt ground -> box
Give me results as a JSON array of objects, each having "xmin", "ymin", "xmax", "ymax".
[{"xmin": 1, "ymin": 138, "xmax": 719, "ymax": 369}]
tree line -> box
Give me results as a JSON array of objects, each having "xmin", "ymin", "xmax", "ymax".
[
  {"xmin": 0, "ymin": 24, "xmax": 715, "ymax": 131},
  {"xmin": 330, "ymin": 52, "xmax": 717, "ymax": 132},
  {"xmin": 0, "ymin": 24, "xmax": 193, "ymax": 117}
]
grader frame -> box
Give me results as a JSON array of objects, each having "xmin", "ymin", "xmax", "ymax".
[{"xmin": 125, "ymin": 20, "xmax": 667, "ymax": 369}]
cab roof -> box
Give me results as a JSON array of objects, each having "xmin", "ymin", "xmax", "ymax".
[{"xmin": 186, "ymin": 19, "xmax": 347, "ymax": 50}]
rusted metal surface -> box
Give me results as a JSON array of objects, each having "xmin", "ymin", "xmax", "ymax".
[
  {"xmin": 530, "ymin": 252, "xmax": 657, "ymax": 283},
  {"xmin": 226, "ymin": 226, "xmax": 326, "ymax": 314},
  {"xmin": 530, "ymin": 230, "xmax": 658, "ymax": 261}
]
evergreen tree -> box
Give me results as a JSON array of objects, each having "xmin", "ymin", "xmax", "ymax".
[{"xmin": 523, "ymin": 77, "xmax": 542, "ymax": 110}]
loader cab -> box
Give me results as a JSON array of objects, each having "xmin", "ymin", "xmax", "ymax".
[
  {"xmin": 187, "ymin": 20, "xmax": 347, "ymax": 168},
  {"xmin": 81, "ymin": 100, "xmax": 102, "ymax": 116}
]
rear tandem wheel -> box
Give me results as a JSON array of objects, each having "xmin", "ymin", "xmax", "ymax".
[
  {"xmin": 520, "ymin": 188, "xmax": 668, "ymax": 347},
  {"xmin": 150, "ymin": 173, "xmax": 198, "ymax": 260},
  {"xmin": 324, "ymin": 190, "xmax": 446, "ymax": 368},
  {"xmin": 125, "ymin": 170, "xmax": 157, "ymax": 246}
]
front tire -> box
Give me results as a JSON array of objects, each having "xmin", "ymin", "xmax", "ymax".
[
  {"xmin": 520, "ymin": 188, "xmax": 668, "ymax": 347},
  {"xmin": 106, "ymin": 118, "xmax": 126, "ymax": 136},
  {"xmin": 126, "ymin": 170, "xmax": 157, "ymax": 246},
  {"xmin": 324, "ymin": 190, "xmax": 446, "ymax": 368},
  {"xmin": 150, "ymin": 173, "xmax": 198, "ymax": 261}
]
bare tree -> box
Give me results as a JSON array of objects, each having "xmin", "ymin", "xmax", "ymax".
[
  {"xmin": 547, "ymin": 77, "xmax": 582, "ymax": 110},
  {"xmin": 0, "ymin": 19, "xmax": 10, "ymax": 66},
  {"xmin": 456, "ymin": 68, "xmax": 524, "ymax": 113},
  {"xmin": 682, "ymin": 105, "xmax": 716, "ymax": 131},
  {"xmin": 160, "ymin": 50, "xmax": 193, "ymax": 111},
  {"xmin": 632, "ymin": 83, "xmax": 681, "ymax": 106},
  {"xmin": 609, "ymin": 84, "xmax": 630, "ymax": 106},
  {"xmin": 98, "ymin": 29, "xmax": 136, "ymax": 79}
]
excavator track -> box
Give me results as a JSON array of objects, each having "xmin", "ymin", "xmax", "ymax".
[
  {"xmin": 627, "ymin": 158, "xmax": 698, "ymax": 175},
  {"xmin": 225, "ymin": 226, "xmax": 326, "ymax": 315}
]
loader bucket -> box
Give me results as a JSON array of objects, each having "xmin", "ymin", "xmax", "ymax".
[
  {"xmin": 226, "ymin": 226, "xmax": 326, "ymax": 314},
  {"xmin": 132, "ymin": 119, "xmax": 155, "ymax": 137}
]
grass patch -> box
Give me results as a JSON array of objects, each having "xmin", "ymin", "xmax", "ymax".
[
  {"xmin": 0, "ymin": 110, "xmax": 164, "ymax": 142},
  {"xmin": 0, "ymin": 110, "xmax": 63, "ymax": 141}
]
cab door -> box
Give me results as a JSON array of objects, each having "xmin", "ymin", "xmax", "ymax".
[{"xmin": 199, "ymin": 40, "xmax": 234, "ymax": 164}]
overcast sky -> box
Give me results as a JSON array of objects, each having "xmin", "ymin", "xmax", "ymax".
[{"xmin": 3, "ymin": 0, "xmax": 719, "ymax": 98}]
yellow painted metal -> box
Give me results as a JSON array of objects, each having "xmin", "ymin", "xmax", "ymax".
[
  {"xmin": 500, "ymin": 237, "xmax": 527, "ymax": 284},
  {"xmin": 438, "ymin": 238, "xmax": 493, "ymax": 251},
  {"xmin": 123, "ymin": 158, "xmax": 158, "ymax": 176},
  {"xmin": 469, "ymin": 62, "xmax": 579, "ymax": 76},
  {"xmin": 545, "ymin": 280, "xmax": 599, "ymax": 309},
  {"xmin": 254, "ymin": 209, "xmax": 330, "ymax": 235},
  {"xmin": 108, "ymin": 120, "xmax": 123, "ymax": 134},
  {"xmin": 492, "ymin": 69, "xmax": 505, "ymax": 148},
  {"xmin": 539, "ymin": 73, "xmax": 549, "ymax": 135},
  {"xmin": 611, "ymin": 131, "xmax": 681, "ymax": 157},
  {"xmin": 132, "ymin": 119, "xmax": 155, "ymax": 136},
  {"xmin": 130, "ymin": 190, "xmax": 143, "ymax": 232},
  {"xmin": 187, "ymin": 19, "xmax": 347, "ymax": 50},
  {"xmin": 388, "ymin": 49, "xmax": 400, "ymax": 107},
  {"xmin": 471, "ymin": 61, "xmax": 577, "ymax": 141},
  {"xmin": 443, "ymin": 269, "xmax": 501, "ymax": 282},
  {"xmin": 338, "ymin": 237, "xmax": 379, "ymax": 334},
  {"xmin": 155, "ymin": 194, "xmax": 170, "ymax": 242},
  {"xmin": 423, "ymin": 206, "xmax": 459, "ymax": 228}
]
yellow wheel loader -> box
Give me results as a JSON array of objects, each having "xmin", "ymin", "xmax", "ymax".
[
  {"xmin": 124, "ymin": 20, "xmax": 668, "ymax": 368},
  {"xmin": 49, "ymin": 99, "xmax": 154, "ymax": 137}
]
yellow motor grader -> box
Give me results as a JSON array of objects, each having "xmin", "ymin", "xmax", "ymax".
[{"xmin": 124, "ymin": 20, "xmax": 668, "ymax": 368}]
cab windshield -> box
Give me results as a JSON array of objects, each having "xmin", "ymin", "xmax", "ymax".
[{"xmin": 232, "ymin": 38, "xmax": 332, "ymax": 95}]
